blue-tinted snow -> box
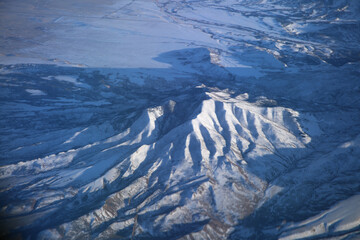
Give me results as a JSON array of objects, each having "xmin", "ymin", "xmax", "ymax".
[{"xmin": 0, "ymin": 0, "xmax": 360, "ymax": 239}]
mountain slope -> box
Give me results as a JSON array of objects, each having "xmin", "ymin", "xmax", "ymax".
[{"xmin": 0, "ymin": 0, "xmax": 360, "ymax": 239}]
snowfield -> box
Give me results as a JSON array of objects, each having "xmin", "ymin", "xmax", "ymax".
[{"xmin": 0, "ymin": 0, "xmax": 360, "ymax": 239}]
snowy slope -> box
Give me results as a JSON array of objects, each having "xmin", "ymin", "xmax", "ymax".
[
  {"xmin": 279, "ymin": 194, "xmax": 360, "ymax": 240},
  {"xmin": 0, "ymin": 0, "xmax": 360, "ymax": 239}
]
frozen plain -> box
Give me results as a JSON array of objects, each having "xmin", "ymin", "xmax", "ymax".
[{"xmin": 0, "ymin": 0, "xmax": 360, "ymax": 239}]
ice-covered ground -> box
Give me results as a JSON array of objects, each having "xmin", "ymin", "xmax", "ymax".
[{"xmin": 0, "ymin": 0, "xmax": 360, "ymax": 239}]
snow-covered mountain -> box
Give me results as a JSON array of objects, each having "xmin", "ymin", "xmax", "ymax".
[{"xmin": 0, "ymin": 0, "xmax": 359, "ymax": 239}]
